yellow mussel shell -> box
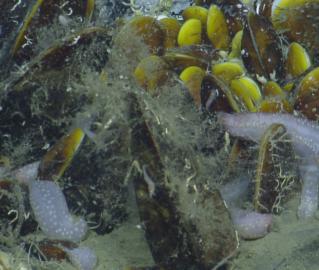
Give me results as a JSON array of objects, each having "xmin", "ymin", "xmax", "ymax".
[
  {"xmin": 207, "ymin": 5, "xmax": 230, "ymax": 50},
  {"xmin": 178, "ymin": 19, "xmax": 202, "ymax": 47},
  {"xmin": 263, "ymin": 81, "xmax": 286, "ymax": 98},
  {"xmin": 230, "ymin": 76, "xmax": 262, "ymax": 112},
  {"xmin": 182, "ymin": 6, "xmax": 208, "ymax": 27},
  {"xmin": 228, "ymin": 30, "xmax": 243, "ymax": 59},
  {"xmin": 297, "ymin": 66, "xmax": 319, "ymax": 95},
  {"xmin": 212, "ymin": 62, "xmax": 244, "ymax": 83},
  {"xmin": 180, "ymin": 66, "xmax": 206, "ymax": 106},
  {"xmin": 287, "ymin": 42, "xmax": 311, "ymax": 77}
]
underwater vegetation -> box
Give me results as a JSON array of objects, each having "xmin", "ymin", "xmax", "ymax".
[{"xmin": 0, "ymin": 0, "xmax": 319, "ymax": 269}]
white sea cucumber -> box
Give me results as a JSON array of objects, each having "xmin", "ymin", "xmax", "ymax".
[
  {"xmin": 218, "ymin": 112, "xmax": 319, "ymax": 157},
  {"xmin": 29, "ymin": 180, "xmax": 88, "ymax": 242},
  {"xmin": 218, "ymin": 112, "xmax": 319, "ymax": 219}
]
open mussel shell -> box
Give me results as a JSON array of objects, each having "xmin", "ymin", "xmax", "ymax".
[
  {"xmin": 254, "ymin": 123, "xmax": 298, "ymax": 213},
  {"xmin": 242, "ymin": 12, "xmax": 285, "ymax": 82},
  {"xmin": 201, "ymin": 74, "xmax": 241, "ymax": 113}
]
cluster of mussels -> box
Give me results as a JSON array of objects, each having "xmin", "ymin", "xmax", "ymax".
[
  {"xmin": 125, "ymin": 0, "xmax": 319, "ymax": 216},
  {"xmin": 1, "ymin": 0, "xmax": 319, "ymax": 270},
  {"xmin": 114, "ymin": 0, "xmax": 319, "ymax": 267}
]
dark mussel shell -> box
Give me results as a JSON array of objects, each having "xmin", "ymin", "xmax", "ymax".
[
  {"xmin": 241, "ymin": 12, "xmax": 285, "ymax": 82},
  {"xmin": 201, "ymin": 74, "xmax": 240, "ymax": 113},
  {"xmin": 272, "ymin": 1, "xmax": 319, "ymax": 57},
  {"xmin": 129, "ymin": 93, "xmax": 237, "ymax": 269},
  {"xmin": 11, "ymin": 0, "xmax": 95, "ymax": 64},
  {"xmin": 294, "ymin": 67, "xmax": 319, "ymax": 120}
]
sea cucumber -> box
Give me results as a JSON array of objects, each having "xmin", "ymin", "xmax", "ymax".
[
  {"xmin": 218, "ymin": 112, "xmax": 319, "ymax": 157},
  {"xmin": 218, "ymin": 112, "xmax": 319, "ymax": 219},
  {"xmin": 29, "ymin": 180, "xmax": 88, "ymax": 242}
]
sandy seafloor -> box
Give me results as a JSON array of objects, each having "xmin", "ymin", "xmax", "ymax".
[{"xmin": 78, "ymin": 196, "xmax": 319, "ymax": 270}]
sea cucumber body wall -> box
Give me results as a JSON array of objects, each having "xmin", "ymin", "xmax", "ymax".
[{"xmin": 29, "ymin": 180, "xmax": 87, "ymax": 242}]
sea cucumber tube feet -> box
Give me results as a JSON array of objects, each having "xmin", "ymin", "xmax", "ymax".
[
  {"xmin": 230, "ymin": 208, "xmax": 272, "ymax": 240},
  {"xmin": 29, "ymin": 180, "xmax": 87, "ymax": 242}
]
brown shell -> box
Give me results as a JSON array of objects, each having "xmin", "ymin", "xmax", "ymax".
[
  {"xmin": 12, "ymin": 26, "xmax": 110, "ymax": 91},
  {"xmin": 255, "ymin": 0, "xmax": 274, "ymax": 18},
  {"xmin": 294, "ymin": 67, "xmax": 319, "ymax": 120},
  {"xmin": 200, "ymin": 74, "xmax": 240, "ymax": 113},
  {"xmin": 218, "ymin": 0, "xmax": 248, "ymax": 37},
  {"xmin": 163, "ymin": 44, "xmax": 219, "ymax": 73},
  {"xmin": 272, "ymin": 2, "xmax": 319, "ymax": 55},
  {"xmin": 115, "ymin": 16, "xmax": 164, "ymax": 59},
  {"xmin": 12, "ymin": 0, "xmax": 95, "ymax": 63},
  {"xmin": 241, "ymin": 12, "xmax": 285, "ymax": 81},
  {"xmin": 129, "ymin": 93, "xmax": 202, "ymax": 268},
  {"xmin": 37, "ymin": 239, "xmax": 78, "ymax": 261},
  {"xmin": 129, "ymin": 93, "xmax": 237, "ymax": 269}
]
